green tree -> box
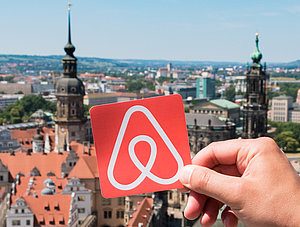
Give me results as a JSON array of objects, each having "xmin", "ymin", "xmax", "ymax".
[
  {"xmin": 126, "ymin": 80, "xmax": 144, "ymax": 93},
  {"xmin": 0, "ymin": 95, "xmax": 56, "ymax": 125},
  {"xmin": 274, "ymin": 131, "xmax": 299, "ymax": 153},
  {"xmin": 84, "ymin": 104, "xmax": 93, "ymax": 116},
  {"xmin": 224, "ymin": 86, "xmax": 236, "ymax": 101}
]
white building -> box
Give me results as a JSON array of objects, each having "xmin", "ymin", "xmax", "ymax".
[
  {"xmin": 268, "ymin": 95, "xmax": 300, "ymax": 123},
  {"xmin": 62, "ymin": 178, "xmax": 92, "ymax": 225},
  {"xmin": 6, "ymin": 197, "xmax": 34, "ymax": 227}
]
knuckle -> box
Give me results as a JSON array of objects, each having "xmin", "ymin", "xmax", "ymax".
[{"xmin": 257, "ymin": 137, "xmax": 280, "ymax": 153}]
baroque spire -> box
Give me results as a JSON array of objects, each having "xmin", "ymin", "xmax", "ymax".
[
  {"xmin": 64, "ymin": 2, "xmax": 76, "ymax": 59},
  {"xmin": 251, "ymin": 33, "xmax": 263, "ymax": 64}
]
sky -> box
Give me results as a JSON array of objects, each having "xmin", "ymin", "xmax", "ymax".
[{"xmin": 0, "ymin": 0, "xmax": 300, "ymax": 63}]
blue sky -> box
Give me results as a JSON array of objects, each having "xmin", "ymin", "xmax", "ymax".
[{"xmin": 0, "ymin": 0, "xmax": 300, "ymax": 62}]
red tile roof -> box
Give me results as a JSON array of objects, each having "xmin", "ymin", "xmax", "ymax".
[
  {"xmin": 68, "ymin": 156, "xmax": 98, "ymax": 179},
  {"xmin": 0, "ymin": 151, "xmax": 68, "ymax": 178},
  {"xmin": 11, "ymin": 176, "xmax": 70, "ymax": 227},
  {"xmin": 127, "ymin": 197, "xmax": 153, "ymax": 227},
  {"xmin": 11, "ymin": 127, "xmax": 55, "ymax": 151}
]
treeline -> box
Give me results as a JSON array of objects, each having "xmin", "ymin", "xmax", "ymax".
[
  {"xmin": 269, "ymin": 121, "xmax": 300, "ymax": 153},
  {"xmin": 270, "ymin": 72, "xmax": 300, "ymax": 80},
  {"xmin": 126, "ymin": 79, "xmax": 155, "ymax": 93},
  {"xmin": 0, "ymin": 95, "xmax": 56, "ymax": 124},
  {"xmin": 268, "ymin": 83, "xmax": 300, "ymax": 101}
]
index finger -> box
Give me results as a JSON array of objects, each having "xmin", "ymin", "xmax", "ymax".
[{"xmin": 191, "ymin": 138, "xmax": 248, "ymax": 168}]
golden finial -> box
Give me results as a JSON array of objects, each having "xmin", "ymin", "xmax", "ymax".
[
  {"xmin": 68, "ymin": 1, "xmax": 71, "ymax": 11},
  {"xmin": 256, "ymin": 33, "xmax": 259, "ymax": 37}
]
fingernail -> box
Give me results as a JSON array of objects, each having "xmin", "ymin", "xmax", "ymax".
[{"xmin": 179, "ymin": 165, "xmax": 195, "ymax": 188}]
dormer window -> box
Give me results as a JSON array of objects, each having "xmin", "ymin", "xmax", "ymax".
[
  {"xmin": 60, "ymin": 87, "xmax": 65, "ymax": 93},
  {"xmin": 44, "ymin": 202, "xmax": 50, "ymax": 211},
  {"xmin": 58, "ymin": 215, "xmax": 64, "ymax": 225},
  {"xmin": 71, "ymin": 87, "xmax": 77, "ymax": 93},
  {"xmin": 54, "ymin": 202, "xmax": 60, "ymax": 211}
]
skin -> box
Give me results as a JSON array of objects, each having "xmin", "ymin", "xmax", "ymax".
[{"xmin": 179, "ymin": 137, "xmax": 300, "ymax": 227}]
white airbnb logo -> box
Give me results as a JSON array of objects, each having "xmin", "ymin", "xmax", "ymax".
[{"xmin": 107, "ymin": 105, "xmax": 184, "ymax": 191}]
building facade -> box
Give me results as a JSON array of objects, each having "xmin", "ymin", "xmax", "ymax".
[
  {"xmin": 0, "ymin": 129, "xmax": 20, "ymax": 153},
  {"xmin": 191, "ymin": 99, "xmax": 241, "ymax": 124},
  {"xmin": 268, "ymin": 95, "xmax": 300, "ymax": 123},
  {"xmin": 242, "ymin": 34, "xmax": 268, "ymax": 139},
  {"xmin": 186, "ymin": 113, "xmax": 236, "ymax": 156},
  {"xmin": 196, "ymin": 77, "xmax": 215, "ymax": 99}
]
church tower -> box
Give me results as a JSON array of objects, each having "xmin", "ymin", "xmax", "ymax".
[
  {"xmin": 54, "ymin": 3, "xmax": 87, "ymax": 152},
  {"xmin": 242, "ymin": 34, "xmax": 268, "ymax": 138}
]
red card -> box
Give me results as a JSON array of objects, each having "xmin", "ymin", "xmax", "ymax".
[{"xmin": 90, "ymin": 94, "xmax": 191, "ymax": 198}]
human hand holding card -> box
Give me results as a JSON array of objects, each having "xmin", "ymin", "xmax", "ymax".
[{"xmin": 90, "ymin": 94, "xmax": 191, "ymax": 198}]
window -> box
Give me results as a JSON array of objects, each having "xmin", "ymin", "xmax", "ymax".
[
  {"xmin": 78, "ymin": 208, "xmax": 85, "ymax": 213},
  {"xmin": 12, "ymin": 220, "xmax": 20, "ymax": 226},
  {"xmin": 71, "ymin": 87, "xmax": 77, "ymax": 93},
  {"xmin": 181, "ymin": 193, "xmax": 185, "ymax": 202},
  {"xmin": 117, "ymin": 210, "xmax": 124, "ymax": 219},
  {"xmin": 169, "ymin": 191, "xmax": 173, "ymax": 200},
  {"xmin": 104, "ymin": 210, "xmax": 112, "ymax": 219},
  {"xmin": 0, "ymin": 175, "xmax": 3, "ymax": 181},
  {"xmin": 15, "ymin": 209, "xmax": 18, "ymax": 214},
  {"xmin": 78, "ymin": 196, "xmax": 85, "ymax": 201},
  {"xmin": 71, "ymin": 132, "xmax": 75, "ymax": 137},
  {"xmin": 118, "ymin": 197, "xmax": 125, "ymax": 206},
  {"xmin": 102, "ymin": 198, "xmax": 111, "ymax": 206},
  {"xmin": 71, "ymin": 109, "xmax": 76, "ymax": 115},
  {"xmin": 21, "ymin": 209, "xmax": 24, "ymax": 213},
  {"xmin": 26, "ymin": 220, "xmax": 30, "ymax": 225}
]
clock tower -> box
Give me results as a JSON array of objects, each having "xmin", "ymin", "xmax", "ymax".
[{"xmin": 54, "ymin": 3, "xmax": 87, "ymax": 152}]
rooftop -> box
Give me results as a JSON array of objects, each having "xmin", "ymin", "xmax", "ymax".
[
  {"xmin": 185, "ymin": 113, "xmax": 228, "ymax": 127},
  {"xmin": 210, "ymin": 99, "xmax": 240, "ymax": 110},
  {"xmin": 11, "ymin": 176, "xmax": 71, "ymax": 227},
  {"xmin": 127, "ymin": 197, "xmax": 153, "ymax": 227},
  {"xmin": 273, "ymin": 95, "xmax": 293, "ymax": 100}
]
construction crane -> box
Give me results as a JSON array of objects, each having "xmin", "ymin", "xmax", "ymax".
[{"xmin": 52, "ymin": 71, "xmax": 55, "ymax": 85}]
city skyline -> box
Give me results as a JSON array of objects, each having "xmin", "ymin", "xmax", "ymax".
[{"xmin": 1, "ymin": 0, "xmax": 300, "ymax": 63}]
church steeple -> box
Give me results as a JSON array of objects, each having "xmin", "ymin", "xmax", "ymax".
[
  {"xmin": 54, "ymin": 1, "xmax": 87, "ymax": 153},
  {"xmin": 242, "ymin": 33, "xmax": 268, "ymax": 139},
  {"xmin": 64, "ymin": 2, "xmax": 76, "ymax": 60},
  {"xmin": 251, "ymin": 33, "xmax": 263, "ymax": 64},
  {"xmin": 62, "ymin": 2, "xmax": 77, "ymax": 78}
]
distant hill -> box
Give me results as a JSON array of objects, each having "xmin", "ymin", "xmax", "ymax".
[
  {"xmin": 0, "ymin": 54, "xmax": 298, "ymax": 73},
  {"xmin": 0, "ymin": 55, "xmax": 123, "ymax": 73}
]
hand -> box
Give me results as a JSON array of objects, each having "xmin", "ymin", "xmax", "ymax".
[{"xmin": 179, "ymin": 137, "xmax": 300, "ymax": 227}]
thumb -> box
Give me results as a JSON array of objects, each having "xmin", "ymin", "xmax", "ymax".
[{"xmin": 179, "ymin": 165, "xmax": 241, "ymax": 205}]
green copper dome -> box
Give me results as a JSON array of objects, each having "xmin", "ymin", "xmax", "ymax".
[{"xmin": 251, "ymin": 33, "xmax": 263, "ymax": 64}]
